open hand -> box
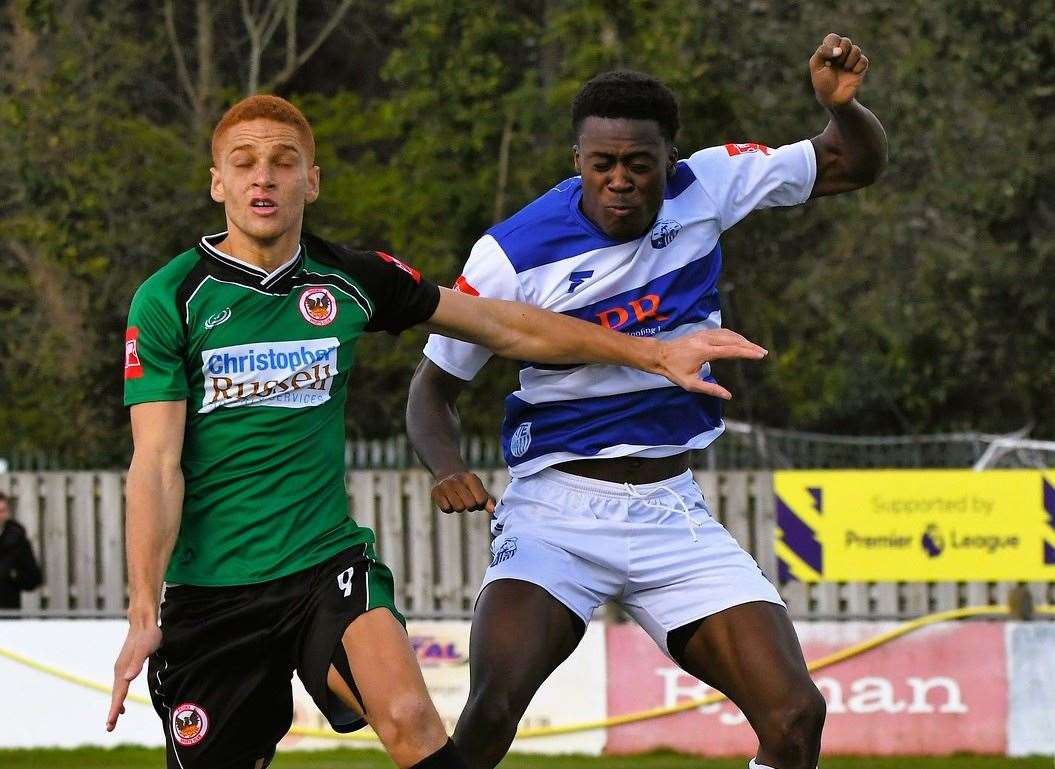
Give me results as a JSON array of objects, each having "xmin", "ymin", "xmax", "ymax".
[
  {"xmin": 810, "ymin": 33, "xmax": 870, "ymax": 108},
  {"xmin": 655, "ymin": 328, "xmax": 767, "ymax": 399},
  {"xmin": 432, "ymin": 471, "xmax": 496, "ymax": 514},
  {"xmin": 106, "ymin": 622, "xmax": 162, "ymax": 731}
]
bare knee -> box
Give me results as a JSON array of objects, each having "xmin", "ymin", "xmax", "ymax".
[
  {"xmin": 372, "ymin": 693, "xmax": 445, "ymax": 756},
  {"xmin": 462, "ymin": 684, "xmax": 520, "ymax": 735},
  {"xmin": 757, "ymin": 686, "xmax": 826, "ymax": 767},
  {"xmin": 454, "ymin": 683, "xmax": 524, "ymax": 767}
]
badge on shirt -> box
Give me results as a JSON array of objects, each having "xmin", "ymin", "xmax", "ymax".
[{"xmin": 124, "ymin": 327, "xmax": 144, "ymax": 380}]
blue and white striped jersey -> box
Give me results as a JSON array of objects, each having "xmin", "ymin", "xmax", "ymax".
[{"xmin": 424, "ymin": 140, "xmax": 817, "ymax": 477}]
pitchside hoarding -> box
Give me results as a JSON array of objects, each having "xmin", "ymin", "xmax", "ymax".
[
  {"xmin": 0, "ymin": 619, "xmax": 605, "ymax": 755},
  {"xmin": 282, "ymin": 620, "xmax": 607, "ymax": 755},
  {"xmin": 774, "ymin": 470, "xmax": 1055, "ymax": 582},
  {"xmin": 1, "ymin": 619, "xmax": 1050, "ymax": 756},
  {"xmin": 605, "ymin": 621, "xmax": 1008, "ymax": 756},
  {"xmin": 1007, "ymin": 623, "xmax": 1055, "ymax": 756}
]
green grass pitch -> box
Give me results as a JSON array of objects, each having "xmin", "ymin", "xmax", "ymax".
[{"xmin": 0, "ymin": 748, "xmax": 1050, "ymax": 768}]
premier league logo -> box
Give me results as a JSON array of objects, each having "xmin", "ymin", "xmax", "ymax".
[
  {"xmin": 510, "ymin": 422, "xmax": 532, "ymax": 458},
  {"xmin": 921, "ymin": 524, "xmax": 945, "ymax": 558},
  {"xmin": 650, "ymin": 219, "xmax": 682, "ymax": 249}
]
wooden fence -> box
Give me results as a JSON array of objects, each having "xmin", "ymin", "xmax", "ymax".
[{"xmin": 1, "ymin": 471, "xmax": 1052, "ymax": 620}]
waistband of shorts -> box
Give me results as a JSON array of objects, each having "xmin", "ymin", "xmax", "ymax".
[{"xmin": 529, "ymin": 466, "xmax": 695, "ymax": 498}]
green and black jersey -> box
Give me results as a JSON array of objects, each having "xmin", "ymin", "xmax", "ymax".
[{"xmin": 123, "ymin": 232, "xmax": 440, "ymax": 586}]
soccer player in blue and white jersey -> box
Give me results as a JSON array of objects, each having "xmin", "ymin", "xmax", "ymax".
[{"xmin": 407, "ymin": 35, "xmax": 886, "ymax": 769}]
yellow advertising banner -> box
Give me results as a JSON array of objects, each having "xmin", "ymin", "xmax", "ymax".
[{"xmin": 773, "ymin": 470, "xmax": 1055, "ymax": 583}]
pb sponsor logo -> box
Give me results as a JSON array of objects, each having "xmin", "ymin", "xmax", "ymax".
[
  {"xmin": 199, "ymin": 338, "xmax": 338, "ymax": 413},
  {"xmin": 172, "ymin": 702, "xmax": 209, "ymax": 746},
  {"xmin": 595, "ymin": 294, "xmax": 670, "ymax": 330},
  {"xmin": 299, "ymin": 287, "xmax": 337, "ymax": 327},
  {"xmin": 725, "ymin": 142, "xmax": 770, "ymax": 157},
  {"xmin": 124, "ymin": 327, "xmax": 143, "ymax": 380}
]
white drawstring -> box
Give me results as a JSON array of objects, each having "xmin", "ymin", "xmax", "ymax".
[{"xmin": 624, "ymin": 482, "xmax": 705, "ymax": 542}]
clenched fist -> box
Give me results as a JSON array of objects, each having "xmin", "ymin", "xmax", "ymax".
[
  {"xmin": 810, "ymin": 33, "xmax": 870, "ymax": 108},
  {"xmin": 432, "ymin": 470, "xmax": 496, "ymax": 514}
]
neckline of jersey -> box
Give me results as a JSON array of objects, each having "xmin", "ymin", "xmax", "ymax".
[{"xmin": 199, "ymin": 231, "xmax": 303, "ymax": 286}]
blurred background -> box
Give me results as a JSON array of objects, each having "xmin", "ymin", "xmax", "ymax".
[
  {"xmin": 0, "ymin": 1, "xmax": 1053, "ymax": 766},
  {"xmin": 1, "ymin": 0, "xmax": 1052, "ymax": 469}
]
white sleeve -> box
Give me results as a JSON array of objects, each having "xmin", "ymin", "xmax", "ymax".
[
  {"xmin": 422, "ymin": 234, "xmax": 524, "ymax": 381},
  {"xmin": 685, "ymin": 139, "xmax": 817, "ymax": 232}
]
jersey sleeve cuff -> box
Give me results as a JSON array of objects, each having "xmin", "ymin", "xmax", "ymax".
[
  {"xmin": 124, "ymin": 390, "xmax": 189, "ymax": 407},
  {"xmin": 795, "ymin": 138, "xmax": 818, "ymax": 203},
  {"xmin": 421, "ymin": 347, "xmax": 482, "ymax": 382}
]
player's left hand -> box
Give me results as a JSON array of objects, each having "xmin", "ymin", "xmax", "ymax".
[
  {"xmin": 654, "ymin": 328, "xmax": 767, "ymax": 399},
  {"xmin": 810, "ymin": 33, "xmax": 870, "ymax": 108}
]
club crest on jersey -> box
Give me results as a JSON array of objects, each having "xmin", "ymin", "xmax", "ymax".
[
  {"xmin": 299, "ymin": 287, "xmax": 338, "ymax": 326},
  {"xmin": 650, "ymin": 219, "xmax": 682, "ymax": 249},
  {"xmin": 510, "ymin": 422, "xmax": 532, "ymax": 458},
  {"xmin": 172, "ymin": 702, "xmax": 209, "ymax": 746},
  {"xmin": 124, "ymin": 327, "xmax": 143, "ymax": 380},
  {"xmin": 204, "ymin": 307, "xmax": 231, "ymax": 330},
  {"xmin": 490, "ymin": 537, "xmax": 518, "ymax": 567}
]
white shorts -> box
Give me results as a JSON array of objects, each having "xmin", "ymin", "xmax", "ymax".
[{"xmin": 482, "ymin": 467, "xmax": 784, "ymax": 657}]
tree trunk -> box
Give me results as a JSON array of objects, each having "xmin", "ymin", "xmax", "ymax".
[
  {"xmin": 493, "ymin": 113, "xmax": 514, "ymax": 224},
  {"xmin": 195, "ymin": 0, "xmax": 215, "ymax": 139}
]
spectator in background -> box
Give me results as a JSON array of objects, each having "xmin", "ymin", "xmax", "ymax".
[{"xmin": 0, "ymin": 492, "xmax": 43, "ymax": 611}]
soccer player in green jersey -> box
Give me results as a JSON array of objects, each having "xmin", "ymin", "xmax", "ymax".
[{"xmin": 105, "ymin": 95, "xmax": 767, "ymax": 769}]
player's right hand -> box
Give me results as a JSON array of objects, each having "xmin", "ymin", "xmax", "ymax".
[
  {"xmin": 106, "ymin": 622, "xmax": 162, "ymax": 731},
  {"xmin": 431, "ymin": 471, "xmax": 496, "ymax": 514},
  {"xmin": 655, "ymin": 327, "xmax": 768, "ymax": 399}
]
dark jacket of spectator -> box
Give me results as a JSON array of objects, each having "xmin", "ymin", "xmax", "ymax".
[{"xmin": 0, "ymin": 518, "xmax": 43, "ymax": 609}]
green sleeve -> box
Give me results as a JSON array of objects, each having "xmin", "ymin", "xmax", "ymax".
[{"xmin": 123, "ymin": 282, "xmax": 190, "ymax": 406}]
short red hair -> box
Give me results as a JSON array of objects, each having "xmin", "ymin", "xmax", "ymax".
[{"xmin": 211, "ymin": 95, "xmax": 315, "ymax": 165}]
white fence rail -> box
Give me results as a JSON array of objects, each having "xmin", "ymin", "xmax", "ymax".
[{"xmin": 2, "ymin": 471, "xmax": 1052, "ymax": 620}]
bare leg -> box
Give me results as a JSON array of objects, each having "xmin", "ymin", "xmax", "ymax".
[
  {"xmin": 453, "ymin": 580, "xmax": 586, "ymax": 769},
  {"xmin": 332, "ymin": 608, "xmax": 450, "ymax": 768},
  {"xmin": 668, "ymin": 601, "xmax": 825, "ymax": 769}
]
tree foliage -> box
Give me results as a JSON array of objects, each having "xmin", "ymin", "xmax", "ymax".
[{"xmin": 0, "ymin": 0, "xmax": 1051, "ymax": 466}]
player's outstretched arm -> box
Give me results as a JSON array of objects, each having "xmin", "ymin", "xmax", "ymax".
[
  {"xmin": 808, "ymin": 33, "xmax": 888, "ymax": 197},
  {"xmin": 106, "ymin": 400, "xmax": 186, "ymax": 732},
  {"xmin": 407, "ymin": 359, "xmax": 496, "ymax": 514},
  {"xmin": 424, "ymin": 288, "xmax": 767, "ymax": 400}
]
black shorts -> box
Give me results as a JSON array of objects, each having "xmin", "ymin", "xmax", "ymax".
[{"xmin": 147, "ymin": 543, "xmax": 403, "ymax": 769}]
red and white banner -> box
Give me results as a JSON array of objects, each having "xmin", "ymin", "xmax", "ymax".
[{"xmin": 605, "ymin": 621, "xmax": 1007, "ymax": 756}]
